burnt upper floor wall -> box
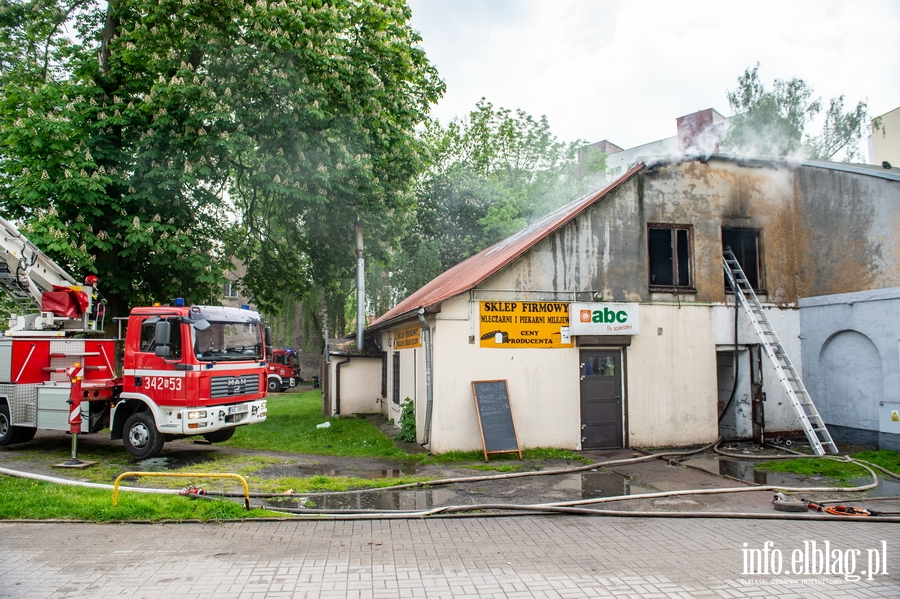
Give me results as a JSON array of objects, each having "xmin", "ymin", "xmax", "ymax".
[
  {"xmin": 484, "ymin": 158, "xmax": 899, "ymax": 304},
  {"xmin": 486, "ymin": 159, "xmax": 799, "ymax": 302},
  {"xmin": 639, "ymin": 159, "xmax": 799, "ymax": 303}
]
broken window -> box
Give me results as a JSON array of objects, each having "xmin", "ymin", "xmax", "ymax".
[
  {"xmin": 722, "ymin": 228, "xmax": 763, "ymax": 291},
  {"xmin": 648, "ymin": 225, "xmax": 693, "ymax": 289}
]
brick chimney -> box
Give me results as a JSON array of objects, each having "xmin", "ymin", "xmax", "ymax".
[{"xmin": 676, "ymin": 108, "xmax": 725, "ymax": 154}]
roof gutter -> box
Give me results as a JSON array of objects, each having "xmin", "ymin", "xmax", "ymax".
[
  {"xmin": 369, "ymin": 304, "xmax": 441, "ymax": 333},
  {"xmin": 417, "ymin": 308, "xmax": 433, "ymax": 446}
]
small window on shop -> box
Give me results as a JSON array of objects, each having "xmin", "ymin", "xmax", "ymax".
[
  {"xmin": 585, "ymin": 355, "xmax": 615, "ymax": 376},
  {"xmin": 648, "ymin": 225, "xmax": 693, "ymax": 290}
]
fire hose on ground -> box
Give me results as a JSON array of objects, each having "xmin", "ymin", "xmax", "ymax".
[{"xmin": 2, "ymin": 437, "xmax": 899, "ymax": 521}]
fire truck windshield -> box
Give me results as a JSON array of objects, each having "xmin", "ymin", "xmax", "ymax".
[{"xmin": 193, "ymin": 321, "xmax": 264, "ymax": 361}]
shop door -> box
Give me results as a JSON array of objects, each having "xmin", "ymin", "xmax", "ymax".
[{"xmin": 580, "ymin": 350, "xmax": 623, "ymax": 449}]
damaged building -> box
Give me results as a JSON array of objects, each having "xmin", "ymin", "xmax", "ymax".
[{"xmin": 325, "ymin": 150, "xmax": 900, "ymax": 454}]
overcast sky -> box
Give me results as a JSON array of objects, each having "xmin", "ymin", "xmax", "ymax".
[{"xmin": 407, "ymin": 0, "xmax": 900, "ymax": 156}]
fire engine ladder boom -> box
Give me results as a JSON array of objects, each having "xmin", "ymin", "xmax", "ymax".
[
  {"xmin": 723, "ymin": 248, "xmax": 837, "ymax": 456},
  {"xmin": 0, "ymin": 261, "xmax": 40, "ymax": 313},
  {"xmin": 0, "ymin": 214, "xmax": 78, "ymax": 312}
]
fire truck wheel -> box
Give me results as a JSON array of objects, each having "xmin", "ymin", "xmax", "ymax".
[
  {"xmin": 123, "ymin": 412, "xmax": 165, "ymax": 460},
  {"xmin": 0, "ymin": 404, "xmax": 37, "ymax": 445},
  {"xmin": 0, "ymin": 403, "xmax": 12, "ymax": 446},
  {"xmin": 267, "ymin": 377, "xmax": 281, "ymax": 393},
  {"xmin": 202, "ymin": 428, "xmax": 235, "ymax": 443},
  {"xmin": 11, "ymin": 426, "xmax": 36, "ymax": 444}
]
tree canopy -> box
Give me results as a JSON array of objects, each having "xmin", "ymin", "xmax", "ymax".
[
  {"xmin": 0, "ymin": 0, "xmax": 443, "ymax": 316},
  {"xmin": 721, "ymin": 63, "xmax": 868, "ymax": 162},
  {"xmin": 375, "ymin": 99, "xmax": 603, "ymax": 306}
]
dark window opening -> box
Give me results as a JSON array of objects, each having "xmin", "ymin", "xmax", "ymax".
[
  {"xmin": 722, "ymin": 228, "xmax": 762, "ymax": 291},
  {"xmin": 648, "ymin": 225, "xmax": 693, "ymax": 289},
  {"xmin": 392, "ymin": 351, "xmax": 400, "ymax": 405}
]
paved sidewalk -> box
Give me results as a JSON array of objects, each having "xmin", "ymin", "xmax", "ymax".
[{"xmin": 1, "ymin": 517, "xmax": 897, "ymax": 598}]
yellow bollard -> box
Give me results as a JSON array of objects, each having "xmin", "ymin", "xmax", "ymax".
[{"xmin": 112, "ymin": 472, "xmax": 252, "ymax": 510}]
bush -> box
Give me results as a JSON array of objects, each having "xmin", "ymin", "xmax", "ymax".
[{"xmin": 396, "ymin": 398, "xmax": 416, "ymax": 442}]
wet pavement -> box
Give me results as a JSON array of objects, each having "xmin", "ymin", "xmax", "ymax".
[
  {"xmin": 2, "ymin": 516, "xmax": 898, "ymax": 598},
  {"xmin": 2, "ymin": 428, "xmax": 899, "ymax": 517},
  {"xmin": 2, "ymin": 433, "xmax": 900, "ymax": 597}
]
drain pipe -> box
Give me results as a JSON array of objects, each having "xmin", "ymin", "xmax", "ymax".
[
  {"xmin": 417, "ymin": 308, "xmax": 433, "ymax": 445},
  {"xmin": 355, "ymin": 219, "xmax": 365, "ymax": 351},
  {"xmin": 334, "ymin": 356, "xmax": 351, "ymax": 416}
]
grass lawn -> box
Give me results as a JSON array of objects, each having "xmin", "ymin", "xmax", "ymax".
[
  {"xmin": 755, "ymin": 449, "xmax": 900, "ymax": 484},
  {"xmin": 226, "ymin": 389, "xmax": 409, "ymax": 459},
  {"xmin": 0, "ymin": 476, "xmax": 286, "ymax": 522},
  {"xmin": 0, "ymin": 389, "xmax": 591, "ymax": 520},
  {"xmin": 224, "ymin": 390, "xmax": 589, "ymax": 465}
]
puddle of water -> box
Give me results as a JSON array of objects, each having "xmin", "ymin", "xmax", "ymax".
[
  {"xmin": 552, "ymin": 470, "xmax": 633, "ymax": 498},
  {"xmin": 686, "ymin": 456, "xmax": 809, "ymax": 485},
  {"xmin": 299, "ymin": 466, "xmax": 417, "ymax": 479},
  {"xmin": 270, "ymin": 469, "xmax": 635, "ymax": 512},
  {"xmin": 134, "ymin": 452, "xmax": 212, "ymax": 472},
  {"xmin": 580, "ymin": 470, "xmax": 631, "ymax": 498},
  {"xmin": 262, "ymin": 486, "xmax": 458, "ymax": 511},
  {"xmin": 849, "ymin": 477, "xmax": 900, "ymax": 497}
]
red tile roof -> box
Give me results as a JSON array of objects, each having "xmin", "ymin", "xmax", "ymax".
[{"xmin": 370, "ymin": 163, "xmax": 645, "ymax": 328}]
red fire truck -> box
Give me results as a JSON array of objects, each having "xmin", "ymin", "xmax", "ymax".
[
  {"xmin": 267, "ymin": 348, "xmax": 303, "ymax": 392},
  {"xmin": 0, "ymin": 216, "xmax": 268, "ymax": 459}
]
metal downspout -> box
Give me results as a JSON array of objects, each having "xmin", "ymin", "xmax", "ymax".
[
  {"xmin": 334, "ymin": 357, "xmax": 351, "ymax": 416},
  {"xmin": 719, "ymin": 282, "xmax": 740, "ymax": 423},
  {"xmin": 417, "ymin": 309, "xmax": 433, "ymax": 445},
  {"xmin": 355, "ymin": 219, "xmax": 365, "ymax": 350}
]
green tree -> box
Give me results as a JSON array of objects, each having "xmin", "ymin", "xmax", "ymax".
[
  {"xmin": 722, "ymin": 63, "xmax": 868, "ymax": 162},
  {"xmin": 0, "ymin": 0, "xmax": 443, "ymax": 317},
  {"xmin": 386, "ymin": 99, "xmax": 591, "ymax": 298},
  {"xmin": 805, "ymin": 95, "xmax": 869, "ymax": 161}
]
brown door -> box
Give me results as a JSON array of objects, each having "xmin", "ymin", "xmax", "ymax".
[{"xmin": 580, "ymin": 350, "xmax": 623, "ymax": 449}]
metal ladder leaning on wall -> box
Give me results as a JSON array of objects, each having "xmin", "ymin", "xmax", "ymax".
[{"xmin": 723, "ymin": 248, "xmax": 838, "ymax": 456}]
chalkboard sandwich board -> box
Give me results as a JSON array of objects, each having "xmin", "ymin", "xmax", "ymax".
[{"xmin": 471, "ymin": 379, "xmax": 522, "ymax": 462}]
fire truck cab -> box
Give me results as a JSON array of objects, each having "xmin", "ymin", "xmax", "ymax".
[
  {"xmin": 0, "ymin": 215, "xmax": 269, "ymax": 459},
  {"xmin": 114, "ymin": 304, "xmax": 269, "ymax": 459},
  {"xmin": 266, "ymin": 348, "xmax": 302, "ymax": 393}
]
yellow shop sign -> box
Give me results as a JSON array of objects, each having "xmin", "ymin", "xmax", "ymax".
[
  {"xmin": 479, "ymin": 301, "xmax": 572, "ymax": 348},
  {"xmin": 394, "ymin": 325, "xmax": 421, "ymax": 349}
]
